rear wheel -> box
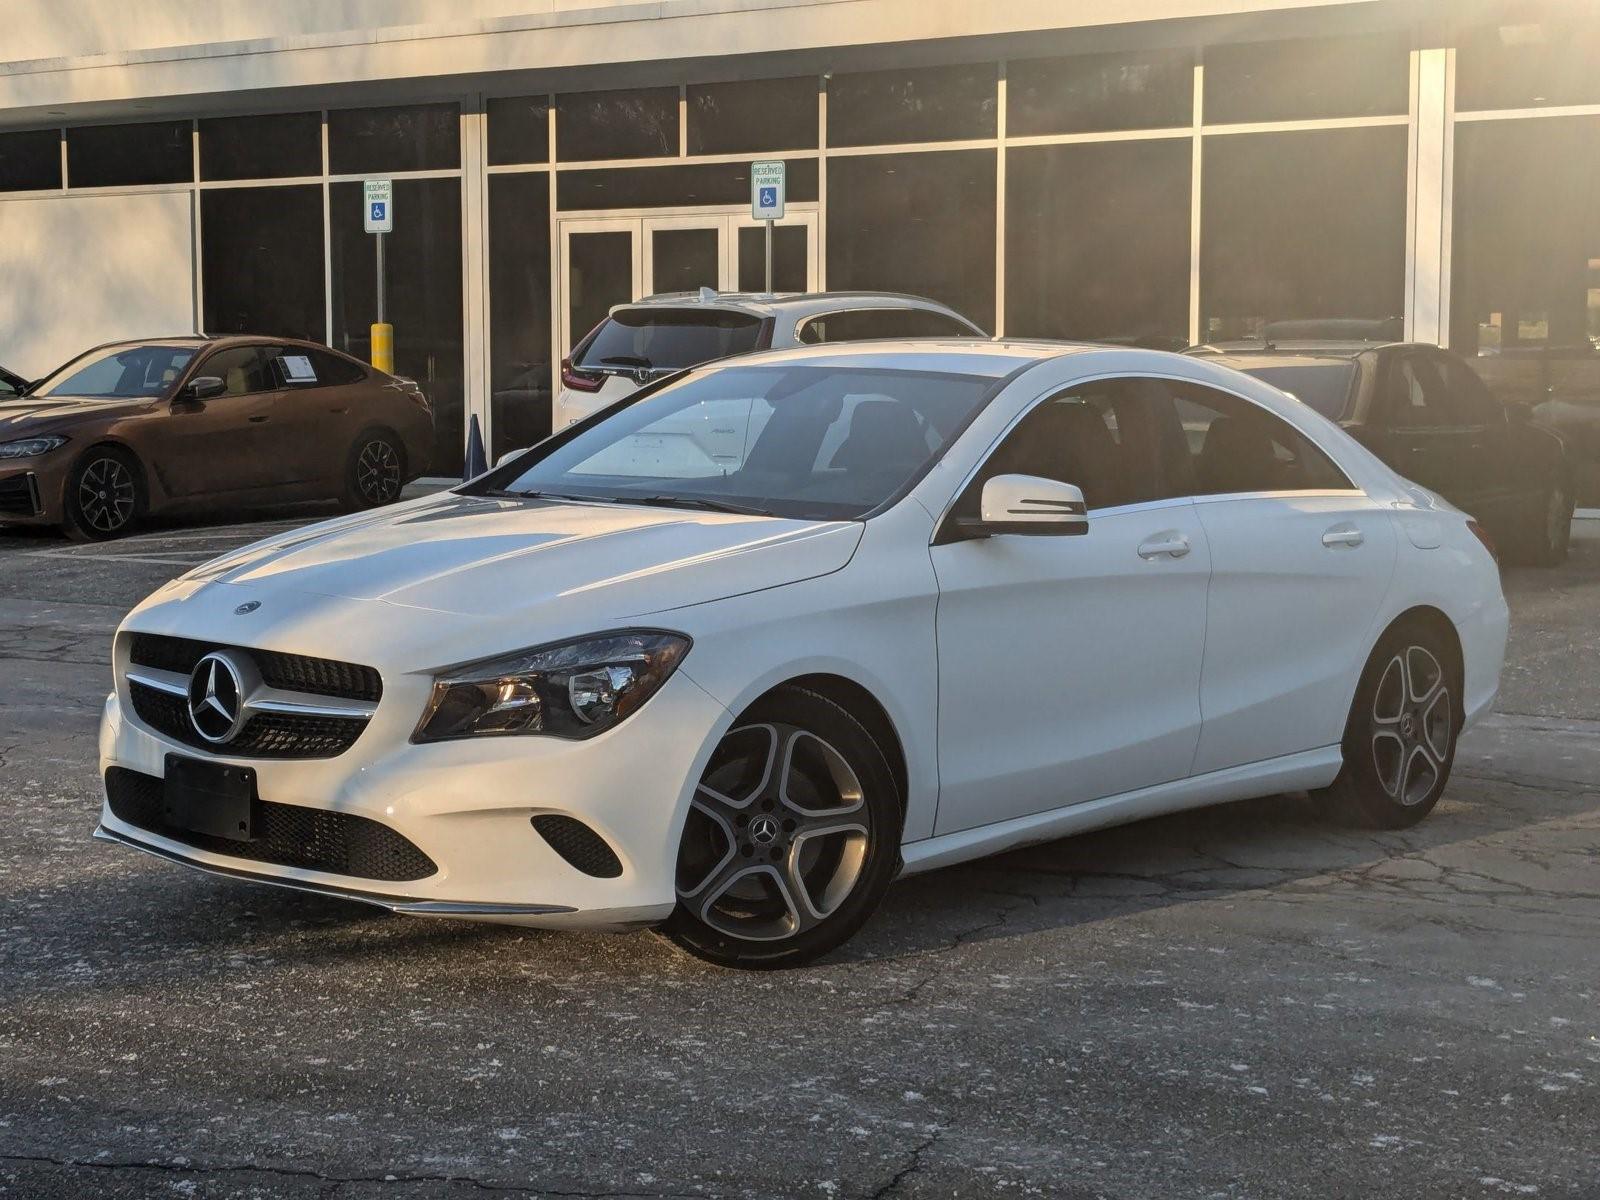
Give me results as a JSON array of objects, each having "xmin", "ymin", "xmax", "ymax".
[
  {"xmin": 344, "ymin": 431, "xmax": 405, "ymax": 509},
  {"xmin": 1521, "ymin": 482, "xmax": 1574, "ymax": 567},
  {"xmin": 663, "ymin": 687, "xmax": 901, "ymax": 969},
  {"xmin": 63, "ymin": 446, "xmax": 143, "ymax": 541},
  {"xmin": 1320, "ymin": 621, "xmax": 1459, "ymax": 829}
]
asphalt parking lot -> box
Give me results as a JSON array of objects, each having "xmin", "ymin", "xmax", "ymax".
[{"xmin": 1, "ymin": 506, "xmax": 1597, "ymax": 1199}]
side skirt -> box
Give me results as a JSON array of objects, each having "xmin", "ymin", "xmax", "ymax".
[{"xmin": 899, "ymin": 745, "xmax": 1343, "ymax": 877}]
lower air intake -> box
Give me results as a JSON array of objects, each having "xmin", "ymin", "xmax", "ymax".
[{"xmin": 532, "ymin": 814, "xmax": 623, "ymax": 878}]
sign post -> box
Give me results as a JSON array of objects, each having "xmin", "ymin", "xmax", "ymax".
[
  {"xmin": 750, "ymin": 161, "xmax": 786, "ymax": 294},
  {"xmin": 363, "ymin": 179, "xmax": 394, "ymax": 372}
]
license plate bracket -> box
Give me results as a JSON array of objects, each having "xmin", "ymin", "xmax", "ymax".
[{"xmin": 163, "ymin": 754, "xmax": 258, "ymax": 843}]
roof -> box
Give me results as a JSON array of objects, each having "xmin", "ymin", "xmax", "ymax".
[
  {"xmin": 1195, "ymin": 351, "xmax": 1368, "ymax": 370},
  {"xmin": 1188, "ymin": 339, "xmax": 1419, "ymax": 359},
  {"xmin": 617, "ymin": 289, "xmax": 980, "ymax": 324},
  {"xmin": 719, "ymin": 338, "xmax": 1138, "ymax": 379}
]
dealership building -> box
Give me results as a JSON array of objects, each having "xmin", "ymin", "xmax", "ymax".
[{"xmin": 1, "ymin": 0, "xmax": 1596, "ymax": 475}]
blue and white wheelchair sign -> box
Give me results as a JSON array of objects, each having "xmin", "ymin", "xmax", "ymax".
[{"xmin": 750, "ymin": 161, "xmax": 786, "ymax": 220}]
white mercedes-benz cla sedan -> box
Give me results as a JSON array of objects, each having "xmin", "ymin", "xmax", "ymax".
[{"xmin": 96, "ymin": 342, "xmax": 1509, "ymax": 968}]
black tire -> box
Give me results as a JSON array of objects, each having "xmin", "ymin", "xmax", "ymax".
[
  {"xmin": 662, "ymin": 686, "xmax": 902, "ymax": 969},
  {"xmin": 1520, "ymin": 481, "xmax": 1574, "ymax": 567},
  {"xmin": 344, "ymin": 430, "xmax": 406, "ymax": 510},
  {"xmin": 63, "ymin": 445, "xmax": 144, "ymax": 541},
  {"xmin": 1318, "ymin": 620, "xmax": 1460, "ymax": 829}
]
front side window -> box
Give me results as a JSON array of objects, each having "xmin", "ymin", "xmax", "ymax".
[
  {"xmin": 1382, "ymin": 355, "xmax": 1470, "ymax": 429},
  {"xmin": 35, "ymin": 345, "xmax": 197, "ymax": 399},
  {"xmin": 496, "ymin": 364, "xmax": 996, "ymax": 521},
  {"xmin": 198, "ymin": 347, "xmax": 275, "ymax": 397},
  {"xmin": 798, "ymin": 308, "xmax": 979, "ymax": 344},
  {"xmin": 575, "ymin": 309, "xmax": 767, "ymax": 375}
]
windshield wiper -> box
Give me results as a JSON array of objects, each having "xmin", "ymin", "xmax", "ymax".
[
  {"xmin": 484, "ymin": 488, "xmax": 594, "ymax": 503},
  {"xmin": 598, "ymin": 355, "xmax": 654, "ymax": 370},
  {"xmin": 621, "ymin": 494, "xmax": 775, "ymax": 518}
]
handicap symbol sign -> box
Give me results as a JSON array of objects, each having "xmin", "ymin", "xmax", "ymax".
[
  {"xmin": 371, "ymin": 202, "xmax": 386, "ymax": 222},
  {"xmin": 758, "ymin": 187, "xmax": 777, "ymax": 208}
]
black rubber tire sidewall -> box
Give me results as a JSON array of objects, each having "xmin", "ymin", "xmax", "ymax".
[
  {"xmin": 661, "ymin": 686, "xmax": 902, "ymax": 969},
  {"xmin": 1322, "ymin": 621, "xmax": 1460, "ymax": 829},
  {"xmin": 1529, "ymin": 483, "xmax": 1574, "ymax": 567},
  {"xmin": 344, "ymin": 430, "xmax": 406, "ymax": 510},
  {"xmin": 63, "ymin": 446, "xmax": 144, "ymax": 542}
]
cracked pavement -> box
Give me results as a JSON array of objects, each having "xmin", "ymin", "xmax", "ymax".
[{"xmin": 0, "ymin": 510, "xmax": 1596, "ymax": 1198}]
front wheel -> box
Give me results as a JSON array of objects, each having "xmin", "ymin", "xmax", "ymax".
[
  {"xmin": 663, "ymin": 687, "xmax": 901, "ymax": 969},
  {"xmin": 1319, "ymin": 622, "xmax": 1460, "ymax": 829},
  {"xmin": 344, "ymin": 431, "xmax": 405, "ymax": 510},
  {"xmin": 63, "ymin": 446, "xmax": 144, "ymax": 541}
]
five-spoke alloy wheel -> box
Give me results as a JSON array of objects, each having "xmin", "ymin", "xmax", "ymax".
[{"xmin": 665, "ymin": 687, "xmax": 900, "ymax": 968}]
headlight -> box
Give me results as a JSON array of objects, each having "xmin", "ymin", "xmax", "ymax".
[
  {"xmin": 0, "ymin": 435, "xmax": 67, "ymax": 459},
  {"xmin": 412, "ymin": 630, "xmax": 690, "ymax": 743}
]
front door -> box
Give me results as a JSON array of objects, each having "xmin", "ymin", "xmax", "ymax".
[{"xmin": 156, "ymin": 345, "xmax": 281, "ymax": 497}]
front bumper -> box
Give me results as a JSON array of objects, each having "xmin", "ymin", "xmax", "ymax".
[{"xmin": 96, "ymin": 668, "xmax": 731, "ymax": 929}]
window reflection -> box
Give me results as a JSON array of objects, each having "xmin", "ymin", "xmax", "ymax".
[
  {"xmin": 826, "ymin": 64, "xmax": 997, "ymax": 147},
  {"xmin": 201, "ymin": 186, "xmax": 326, "ymax": 343},
  {"xmin": 489, "ymin": 173, "xmax": 552, "ymax": 461},
  {"xmin": 1007, "ymin": 50, "xmax": 1192, "ymax": 136}
]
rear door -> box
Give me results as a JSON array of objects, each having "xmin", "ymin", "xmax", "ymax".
[
  {"xmin": 1363, "ymin": 350, "xmax": 1491, "ymax": 513},
  {"xmin": 258, "ymin": 347, "xmax": 353, "ymax": 486},
  {"xmin": 1432, "ymin": 349, "xmax": 1547, "ymax": 526}
]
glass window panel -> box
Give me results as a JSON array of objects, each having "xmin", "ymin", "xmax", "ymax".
[
  {"xmin": 687, "ymin": 77, "xmax": 818, "ymax": 154},
  {"xmin": 331, "ymin": 177, "xmax": 463, "ymax": 475},
  {"xmin": 1451, "ymin": 116, "xmax": 1600, "ymax": 505},
  {"xmin": 1203, "ymin": 34, "xmax": 1409, "ymax": 124},
  {"xmin": 487, "ymin": 95, "xmax": 550, "ymax": 165},
  {"xmin": 1456, "ymin": 20, "xmax": 1600, "ymax": 110},
  {"xmin": 797, "ymin": 308, "xmax": 977, "ymax": 343},
  {"xmin": 327, "ymin": 103, "xmax": 459, "ymax": 174},
  {"xmin": 1165, "ymin": 382, "xmax": 1351, "ymax": 495},
  {"xmin": 826, "ymin": 64, "xmax": 997, "ymax": 147},
  {"xmin": 67, "ymin": 120, "xmax": 192, "ymax": 188},
  {"xmin": 1007, "ymin": 49, "xmax": 1193, "ymax": 136},
  {"xmin": 1006, "ymin": 140, "xmax": 1190, "ymax": 347},
  {"xmin": 198, "ymin": 346, "xmax": 276, "ymax": 396},
  {"xmin": 738, "ymin": 225, "xmax": 808, "ymax": 292},
  {"xmin": 566, "ymin": 231, "xmax": 634, "ymax": 355},
  {"xmin": 556, "ymin": 88, "xmax": 678, "ymax": 162},
  {"xmin": 1200, "ymin": 126, "xmax": 1407, "ymax": 342},
  {"xmin": 489, "ymin": 172, "xmax": 552, "ymax": 460},
  {"xmin": 651, "ymin": 228, "xmax": 720, "ymax": 295},
  {"xmin": 556, "ymin": 158, "xmax": 817, "ymax": 210},
  {"xmin": 0, "ymin": 129, "xmax": 61, "ymax": 192},
  {"xmin": 201, "ymin": 186, "xmax": 326, "ymax": 343},
  {"xmin": 199, "ymin": 112, "xmax": 321, "ymax": 181},
  {"xmin": 826, "ymin": 150, "xmax": 996, "ymax": 331}
]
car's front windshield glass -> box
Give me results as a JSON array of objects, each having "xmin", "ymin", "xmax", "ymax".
[
  {"xmin": 498, "ymin": 363, "xmax": 998, "ymax": 520},
  {"xmin": 1241, "ymin": 362, "xmax": 1357, "ymax": 419},
  {"xmin": 35, "ymin": 345, "xmax": 198, "ymax": 400}
]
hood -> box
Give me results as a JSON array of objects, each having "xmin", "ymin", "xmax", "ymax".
[
  {"xmin": 174, "ymin": 492, "xmax": 863, "ymax": 621},
  {"xmin": 0, "ymin": 395, "xmax": 150, "ymax": 436}
]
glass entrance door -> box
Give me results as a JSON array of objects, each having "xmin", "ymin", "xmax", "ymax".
[
  {"xmin": 559, "ymin": 218, "xmax": 641, "ymax": 363},
  {"xmin": 732, "ymin": 212, "xmax": 819, "ymax": 294}
]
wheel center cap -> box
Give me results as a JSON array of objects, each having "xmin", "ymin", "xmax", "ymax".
[
  {"xmin": 749, "ymin": 814, "xmax": 780, "ymax": 846},
  {"xmin": 1401, "ymin": 713, "xmax": 1417, "ymax": 738}
]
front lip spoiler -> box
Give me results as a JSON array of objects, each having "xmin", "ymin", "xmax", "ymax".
[{"xmin": 93, "ymin": 824, "xmax": 578, "ymax": 918}]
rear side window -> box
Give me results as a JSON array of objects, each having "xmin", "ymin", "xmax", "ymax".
[
  {"xmin": 798, "ymin": 308, "xmax": 979, "ymax": 344},
  {"xmin": 1381, "ymin": 354, "xmax": 1470, "ymax": 429},
  {"xmin": 575, "ymin": 308, "xmax": 766, "ymax": 373},
  {"xmin": 1164, "ymin": 383, "xmax": 1352, "ymax": 496}
]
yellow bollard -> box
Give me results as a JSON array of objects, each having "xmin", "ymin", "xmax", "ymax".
[{"xmin": 370, "ymin": 323, "xmax": 394, "ymax": 374}]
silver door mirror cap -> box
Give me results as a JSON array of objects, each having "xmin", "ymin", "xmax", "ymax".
[
  {"xmin": 494, "ymin": 448, "xmax": 530, "ymax": 468},
  {"xmin": 973, "ymin": 474, "xmax": 1089, "ymax": 537}
]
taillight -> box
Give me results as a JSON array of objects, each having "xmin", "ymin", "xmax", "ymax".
[
  {"xmin": 1467, "ymin": 519, "xmax": 1498, "ymax": 564},
  {"xmin": 560, "ymin": 356, "xmax": 605, "ymax": 393}
]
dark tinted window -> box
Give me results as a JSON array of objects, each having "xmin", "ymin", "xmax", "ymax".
[
  {"xmin": 1201, "ymin": 126, "xmax": 1407, "ymax": 341},
  {"xmin": 296, "ymin": 349, "xmax": 368, "ymax": 386},
  {"xmin": 199, "ymin": 112, "xmax": 321, "ymax": 180},
  {"xmin": 37, "ymin": 344, "xmax": 197, "ymax": 398},
  {"xmin": 68, "ymin": 121, "xmax": 192, "ymax": 188},
  {"xmin": 200, "ymin": 346, "xmax": 275, "ymax": 396},
  {"xmin": 827, "ymin": 64, "xmax": 997, "ymax": 147},
  {"xmin": 1203, "ymin": 34, "xmax": 1409, "ymax": 123},
  {"xmin": 1237, "ymin": 362, "xmax": 1358, "ymax": 419},
  {"xmin": 202, "ymin": 186, "xmax": 326, "ymax": 343},
  {"xmin": 489, "ymin": 171, "xmax": 553, "ymax": 458},
  {"xmin": 798, "ymin": 308, "xmax": 976, "ymax": 343},
  {"xmin": 827, "ymin": 150, "xmax": 997, "ymax": 330},
  {"xmin": 1456, "ymin": 20, "xmax": 1600, "ymax": 110},
  {"xmin": 575, "ymin": 309, "xmax": 765, "ymax": 373},
  {"xmin": 487, "ymin": 95, "xmax": 550, "ymax": 165},
  {"xmin": 1167, "ymin": 383, "xmax": 1351, "ymax": 494},
  {"xmin": 1434, "ymin": 352, "xmax": 1504, "ymax": 424},
  {"xmin": 0, "ymin": 129, "xmax": 61, "ymax": 192},
  {"xmin": 1381, "ymin": 354, "xmax": 1472, "ymax": 429},
  {"xmin": 327, "ymin": 104, "xmax": 459, "ymax": 174},
  {"xmin": 556, "ymin": 88, "xmax": 678, "ymax": 162},
  {"xmin": 688, "ymin": 77, "xmax": 818, "ymax": 154},
  {"xmin": 737, "ymin": 224, "xmax": 809, "ymax": 292},
  {"xmin": 1007, "ymin": 50, "xmax": 1192, "ymax": 135},
  {"xmin": 1006, "ymin": 139, "xmax": 1190, "ymax": 345},
  {"xmin": 557, "ymin": 158, "xmax": 817, "ymax": 210}
]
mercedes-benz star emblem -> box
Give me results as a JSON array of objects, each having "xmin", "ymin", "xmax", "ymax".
[
  {"xmin": 234, "ymin": 601, "xmax": 261, "ymax": 615},
  {"xmin": 187, "ymin": 652, "xmax": 247, "ymax": 744},
  {"xmin": 749, "ymin": 814, "xmax": 781, "ymax": 846}
]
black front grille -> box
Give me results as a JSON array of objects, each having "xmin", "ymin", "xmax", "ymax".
[
  {"xmin": 106, "ymin": 766, "xmax": 437, "ymax": 882},
  {"xmin": 533, "ymin": 814, "xmax": 624, "ymax": 878},
  {"xmin": 128, "ymin": 681, "xmax": 368, "ymax": 759},
  {"xmin": 0, "ymin": 473, "xmax": 40, "ymax": 516},
  {"xmin": 128, "ymin": 634, "xmax": 382, "ymax": 703}
]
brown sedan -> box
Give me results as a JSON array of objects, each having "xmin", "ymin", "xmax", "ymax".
[{"xmin": 0, "ymin": 335, "xmax": 433, "ymax": 540}]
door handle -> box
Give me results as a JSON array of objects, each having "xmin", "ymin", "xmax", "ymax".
[
  {"xmin": 248, "ymin": 415, "xmax": 270, "ymax": 424},
  {"xmin": 1322, "ymin": 524, "xmax": 1364, "ymax": 549},
  {"xmin": 1137, "ymin": 534, "xmax": 1191, "ymax": 560}
]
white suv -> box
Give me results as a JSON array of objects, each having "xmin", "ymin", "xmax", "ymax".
[{"xmin": 554, "ymin": 290, "xmax": 985, "ymax": 430}]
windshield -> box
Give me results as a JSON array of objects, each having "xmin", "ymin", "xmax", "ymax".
[
  {"xmin": 35, "ymin": 344, "xmax": 197, "ymax": 400},
  {"xmin": 1239, "ymin": 362, "xmax": 1357, "ymax": 419},
  {"xmin": 498, "ymin": 364, "xmax": 998, "ymax": 520},
  {"xmin": 575, "ymin": 309, "xmax": 766, "ymax": 374}
]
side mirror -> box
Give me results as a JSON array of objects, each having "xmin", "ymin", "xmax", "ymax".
[
  {"xmin": 495, "ymin": 447, "xmax": 529, "ymax": 468},
  {"xmin": 178, "ymin": 375, "xmax": 226, "ymax": 403},
  {"xmin": 949, "ymin": 474, "xmax": 1089, "ymax": 540}
]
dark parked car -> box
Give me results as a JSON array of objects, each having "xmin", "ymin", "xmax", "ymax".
[
  {"xmin": 1188, "ymin": 339, "xmax": 1574, "ymax": 564},
  {"xmin": 0, "ymin": 335, "xmax": 433, "ymax": 540}
]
